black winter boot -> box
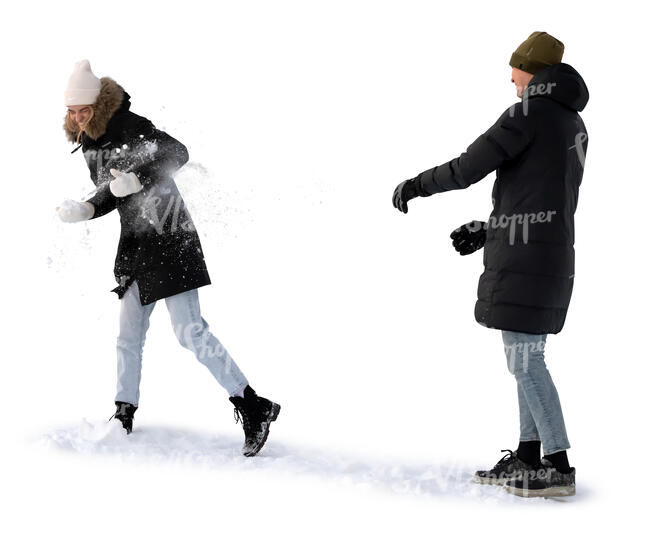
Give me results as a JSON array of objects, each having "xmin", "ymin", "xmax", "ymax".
[
  {"xmin": 110, "ymin": 401, "xmax": 138, "ymax": 434},
  {"xmin": 229, "ymin": 386, "xmax": 281, "ymax": 457},
  {"xmin": 474, "ymin": 449, "xmax": 540, "ymax": 486},
  {"xmin": 504, "ymin": 458, "xmax": 576, "ymax": 497}
]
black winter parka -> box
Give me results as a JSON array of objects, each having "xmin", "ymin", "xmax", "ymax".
[
  {"xmin": 415, "ymin": 63, "xmax": 589, "ymax": 334},
  {"xmin": 64, "ymin": 77, "xmax": 211, "ymax": 305}
]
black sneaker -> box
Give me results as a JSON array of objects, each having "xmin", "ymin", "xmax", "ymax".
[
  {"xmin": 504, "ymin": 459, "xmax": 576, "ymax": 497},
  {"xmin": 109, "ymin": 401, "xmax": 138, "ymax": 434},
  {"xmin": 474, "ymin": 449, "xmax": 539, "ymax": 486},
  {"xmin": 229, "ymin": 386, "xmax": 281, "ymax": 457}
]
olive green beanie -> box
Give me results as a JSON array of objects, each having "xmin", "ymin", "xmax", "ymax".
[{"xmin": 509, "ymin": 31, "xmax": 565, "ymax": 74}]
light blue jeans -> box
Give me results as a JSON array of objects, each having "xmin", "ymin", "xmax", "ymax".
[
  {"xmin": 115, "ymin": 280, "xmax": 249, "ymax": 406},
  {"xmin": 502, "ymin": 330, "xmax": 570, "ymax": 455}
]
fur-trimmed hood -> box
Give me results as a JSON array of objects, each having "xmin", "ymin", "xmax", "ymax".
[{"xmin": 63, "ymin": 77, "xmax": 130, "ymax": 143}]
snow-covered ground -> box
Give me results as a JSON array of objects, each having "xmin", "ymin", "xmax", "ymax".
[
  {"xmin": 2, "ymin": 1, "xmax": 648, "ymax": 536},
  {"xmin": 39, "ymin": 419, "xmax": 521, "ymax": 502},
  {"xmin": 38, "ymin": 418, "xmax": 544, "ymax": 502}
]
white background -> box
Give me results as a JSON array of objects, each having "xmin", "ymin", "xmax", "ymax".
[{"xmin": 1, "ymin": 0, "xmax": 648, "ymax": 535}]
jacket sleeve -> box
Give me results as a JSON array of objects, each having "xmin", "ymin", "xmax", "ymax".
[
  {"xmin": 87, "ymin": 181, "xmax": 118, "ymax": 219},
  {"xmin": 416, "ymin": 102, "xmax": 534, "ymax": 195},
  {"xmin": 125, "ymin": 118, "xmax": 189, "ymax": 187}
]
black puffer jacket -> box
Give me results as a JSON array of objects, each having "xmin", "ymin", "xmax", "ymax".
[
  {"xmin": 64, "ymin": 77, "xmax": 211, "ymax": 305},
  {"xmin": 415, "ymin": 63, "xmax": 589, "ymax": 334}
]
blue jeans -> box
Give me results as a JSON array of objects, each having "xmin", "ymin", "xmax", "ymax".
[
  {"xmin": 115, "ymin": 280, "xmax": 249, "ymax": 406},
  {"xmin": 502, "ymin": 330, "xmax": 570, "ymax": 455}
]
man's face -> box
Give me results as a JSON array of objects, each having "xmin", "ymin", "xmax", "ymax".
[
  {"xmin": 511, "ymin": 67, "xmax": 534, "ymax": 98},
  {"xmin": 67, "ymin": 105, "xmax": 92, "ymax": 127}
]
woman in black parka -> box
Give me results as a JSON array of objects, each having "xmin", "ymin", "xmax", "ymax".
[
  {"xmin": 58, "ymin": 60, "xmax": 280, "ymax": 457},
  {"xmin": 393, "ymin": 32, "xmax": 588, "ymax": 497}
]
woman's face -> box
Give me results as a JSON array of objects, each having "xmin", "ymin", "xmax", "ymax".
[{"xmin": 67, "ymin": 105, "xmax": 92, "ymax": 127}]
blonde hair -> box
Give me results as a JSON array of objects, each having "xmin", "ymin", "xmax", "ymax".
[{"xmin": 66, "ymin": 106, "xmax": 95, "ymax": 145}]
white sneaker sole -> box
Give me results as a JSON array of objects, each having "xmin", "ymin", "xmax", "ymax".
[
  {"xmin": 473, "ymin": 475, "xmax": 509, "ymax": 486},
  {"xmin": 504, "ymin": 484, "xmax": 576, "ymax": 498}
]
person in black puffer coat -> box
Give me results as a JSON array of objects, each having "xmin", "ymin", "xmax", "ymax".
[
  {"xmin": 58, "ymin": 60, "xmax": 280, "ymax": 457},
  {"xmin": 393, "ymin": 32, "xmax": 588, "ymax": 497}
]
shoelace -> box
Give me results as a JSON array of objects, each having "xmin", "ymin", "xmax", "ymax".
[
  {"xmin": 233, "ymin": 407, "xmax": 252, "ymax": 434},
  {"xmin": 493, "ymin": 449, "xmax": 516, "ymax": 471},
  {"xmin": 107, "ymin": 403, "xmax": 132, "ymax": 424}
]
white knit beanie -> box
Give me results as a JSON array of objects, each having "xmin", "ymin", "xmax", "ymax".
[{"xmin": 64, "ymin": 59, "xmax": 101, "ymax": 106}]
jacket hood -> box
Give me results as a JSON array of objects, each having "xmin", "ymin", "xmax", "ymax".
[
  {"xmin": 525, "ymin": 62, "xmax": 589, "ymax": 112},
  {"xmin": 63, "ymin": 76, "xmax": 131, "ymax": 143}
]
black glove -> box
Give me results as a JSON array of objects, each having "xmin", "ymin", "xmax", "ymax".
[
  {"xmin": 111, "ymin": 274, "xmax": 136, "ymax": 299},
  {"xmin": 450, "ymin": 220, "xmax": 487, "ymax": 255},
  {"xmin": 392, "ymin": 177, "xmax": 425, "ymax": 214}
]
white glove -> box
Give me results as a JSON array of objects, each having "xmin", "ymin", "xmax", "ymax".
[
  {"xmin": 56, "ymin": 200, "xmax": 95, "ymax": 222},
  {"xmin": 109, "ymin": 168, "xmax": 143, "ymax": 197}
]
